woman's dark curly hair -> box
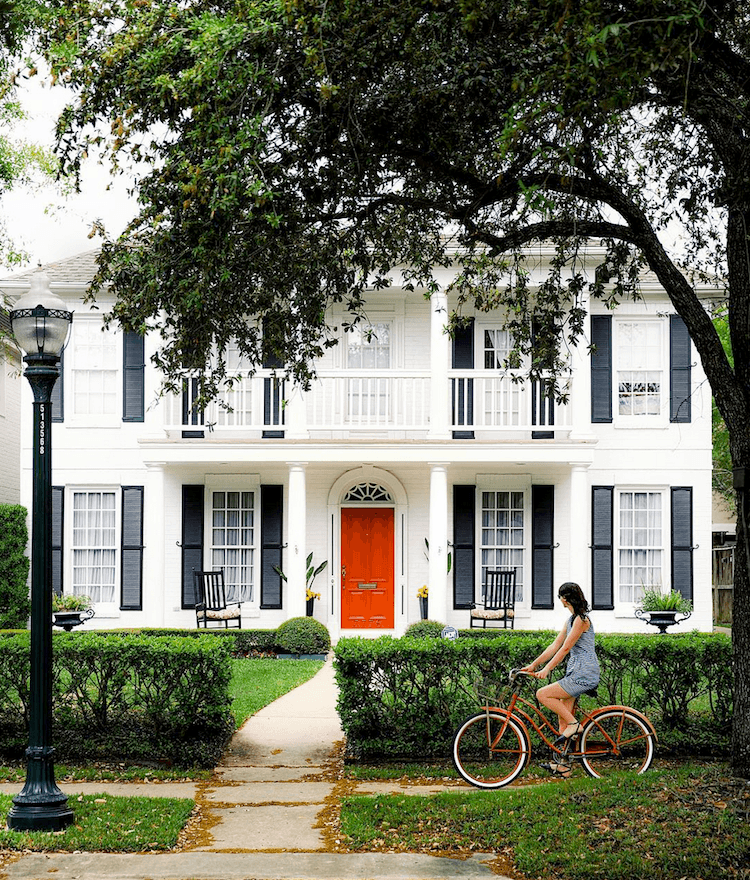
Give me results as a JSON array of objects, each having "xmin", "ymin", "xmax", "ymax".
[{"xmin": 558, "ymin": 582, "xmax": 590, "ymax": 620}]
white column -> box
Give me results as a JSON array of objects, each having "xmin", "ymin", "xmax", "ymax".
[
  {"xmin": 568, "ymin": 465, "xmax": 590, "ymax": 594},
  {"xmin": 286, "ymin": 462, "xmax": 308, "ymax": 619},
  {"xmin": 428, "ymin": 290, "xmax": 451, "ymax": 440},
  {"xmin": 144, "ymin": 462, "xmax": 166, "ymax": 626},
  {"xmin": 428, "ymin": 463, "xmax": 449, "ymax": 622},
  {"xmin": 568, "ymin": 311, "xmax": 595, "ymax": 441}
]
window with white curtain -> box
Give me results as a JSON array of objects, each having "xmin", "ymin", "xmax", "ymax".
[
  {"xmin": 71, "ymin": 319, "xmax": 118, "ymax": 416},
  {"xmin": 346, "ymin": 323, "xmax": 391, "ymax": 421},
  {"xmin": 483, "ymin": 328, "xmax": 513, "ymax": 369},
  {"xmin": 618, "ymin": 490, "xmax": 663, "ymax": 602},
  {"xmin": 480, "ymin": 490, "xmax": 525, "ymax": 601},
  {"xmin": 72, "ymin": 490, "xmax": 117, "ymax": 603},
  {"xmin": 211, "ymin": 491, "xmax": 255, "ymax": 603},
  {"xmin": 617, "ymin": 321, "xmax": 663, "ymax": 417}
]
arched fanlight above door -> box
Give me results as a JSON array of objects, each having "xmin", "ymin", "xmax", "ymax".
[{"xmin": 343, "ymin": 483, "xmax": 394, "ymax": 504}]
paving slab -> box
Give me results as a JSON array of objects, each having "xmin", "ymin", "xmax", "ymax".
[
  {"xmin": 0, "ymin": 782, "xmax": 198, "ymax": 800},
  {"xmin": 2, "ymin": 851, "xmax": 500, "ymax": 880},
  {"xmin": 203, "ymin": 780, "xmax": 335, "ymax": 804},
  {"xmin": 197, "ymin": 803, "xmax": 326, "ymax": 850}
]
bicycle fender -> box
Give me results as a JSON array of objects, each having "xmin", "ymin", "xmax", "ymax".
[{"xmin": 588, "ymin": 705, "xmax": 658, "ymax": 742}]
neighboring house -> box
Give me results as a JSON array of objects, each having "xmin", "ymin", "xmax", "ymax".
[
  {"xmin": 0, "ymin": 302, "xmax": 22, "ymax": 505},
  {"xmin": 0, "ymin": 246, "xmax": 714, "ymax": 636}
]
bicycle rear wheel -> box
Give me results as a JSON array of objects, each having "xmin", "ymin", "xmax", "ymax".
[
  {"xmin": 452, "ymin": 711, "xmax": 530, "ymax": 789},
  {"xmin": 579, "ymin": 708, "xmax": 655, "ymax": 778}
]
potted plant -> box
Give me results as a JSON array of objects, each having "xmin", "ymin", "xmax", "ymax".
[
  {"xmin": 635, "ymin": 588, "xmax": 692, "ymax": 634},
  {"xmin": 274, "ymin": 553, "xmax": 327, "ymax": 617},
  {"xmin": 52, "ymin": 593, "xmax": 95, "ymax": 631},
  {"xmin": 417, "ymin": 584, "xmax": 429, "ymax": 620}
]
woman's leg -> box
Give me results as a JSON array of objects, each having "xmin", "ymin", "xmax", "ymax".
[{"xmin": 537, "ymin": 683, "xmax": 577, "ymax": 732}]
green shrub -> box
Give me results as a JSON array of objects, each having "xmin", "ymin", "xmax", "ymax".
[
  {"xmin": 0, "ymin": 505, "xmax": 30, "ymax": 629},
  {"xmin": 403, "ymin": 620, "xmax": 445, "ymax": 639},
  {"xmin": 334, "ymin": 631, "xmax": 732, "ymax": 761},
  {"xmin": 275, "ymin": 617, "xmax": 331, "ymax": 654},
  {"xmin": 0, "ymin": 632, "xmax": 234, "ymax": 767}
]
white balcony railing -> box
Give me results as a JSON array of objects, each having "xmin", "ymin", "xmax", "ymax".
[{"xmin": 163, "ymin": 370, "xmax": 571, "ymax": 437}]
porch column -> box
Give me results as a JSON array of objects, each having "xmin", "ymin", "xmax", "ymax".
[
  {"xmin": 569, "ymin": 464, "xmax": 590, "ymax": 594},
  {"xmin": 568, "ymin": 296, "xmax": 595, "ymax": 440},
  {"xmin": 285, "ymin": 383, "xmax": 309, "ymax": 439},
  {"xmin": 286, "ymin": 462, "xmax": 308, "ymax": 619},
  {"xmin": 144, "ymin": 462, "xmax": 166, "ymax": 626},
  {"xmin": 428, "ymin": 463, "xmax": 449, "ymax": 622},
  {"xmin": 428, "ymin": 289, "xmax": 451, "ymax": 439}
]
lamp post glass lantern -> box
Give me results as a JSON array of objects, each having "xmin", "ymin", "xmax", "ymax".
[{"xmin": 7, "ymin": 273, "xmax": 74, "ymax": 832}]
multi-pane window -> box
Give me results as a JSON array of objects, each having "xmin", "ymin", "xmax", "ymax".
[
  {"xmin": 211, "ymin": 491, "xmax": 255, "ymax": 603},
  {"xmin": 617, "ymin": 322, "xmax": 662, "ymax": 417},
  {"xmin": 618, "ymin": 491, "xmax": 663, "ymax": 602},
  {"xmin": 480, "ymin": 491, "xmax": 524, "ymax": 600},
  {"xmin": 483, "ymin": 328, "xmax": 513, "ymax": 369},
  {"xmin": 72, "ymin": 321, "xmax": 118, "ymax": 416},
  {"xmin": 72, "ymin": 491, "xmax": 117, "ymax": 603},
  {"xmin": 347, "ymin": 323, "xmax": 391, "ymax": 421}
]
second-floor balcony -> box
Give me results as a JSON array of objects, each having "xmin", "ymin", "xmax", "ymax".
[{"xmin": 163, "ymin": 369, "xmax": 573, "ymax": 441}]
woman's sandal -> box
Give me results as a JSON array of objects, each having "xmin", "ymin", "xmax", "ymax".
[
  {"xmin": 540, "ymin": 761, "xmax": 572, "ymax": 778},
  {"xmin": 553, "ymin": 721, "xmax": 583, "ymax": 746}
]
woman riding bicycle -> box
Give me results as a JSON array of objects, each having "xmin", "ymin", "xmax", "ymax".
[{"xmin": 521, "ymin": 581, "xmax": 600, "ymax": 778}]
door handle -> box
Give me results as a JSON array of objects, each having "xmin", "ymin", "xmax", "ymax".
[{"xmin": 342, "ymin": 564, "xmax": 347, "ymax": 580}]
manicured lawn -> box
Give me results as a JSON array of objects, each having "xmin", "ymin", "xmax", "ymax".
[
  {"xmin": 229, "ymin": 657, "xmax": 324, "ymax": 726},
  {"xmin": 0, "ymin": 794, "xmax": 193, "ymax": 852},
  {"xmin": 339, "ymin": 762, "xmax": 750, "ymax": 880}
]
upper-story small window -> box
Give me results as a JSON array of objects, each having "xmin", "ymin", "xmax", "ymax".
[
  {"xmin": 617, "ymin": 321, "xmax": 663, "ymax": 418},
  {"xmin": 347, "ymin": 323, "xmax": 391, "ymax": 370},
  {"xmin": 71, "ymin": 320, "xmax": 118, "ymax": 417},
  {"xmin": 483, "ymin": 328, "xmax": 513, "ymax": 369}
]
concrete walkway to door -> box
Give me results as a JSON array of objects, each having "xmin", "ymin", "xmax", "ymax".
[{"xmin": 3, "ymin": 658, "xmax": 504, "ymax": 880}]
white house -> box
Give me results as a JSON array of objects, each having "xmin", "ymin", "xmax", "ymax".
[
  {"xmin": 1, "ymin": 245, "xmax": 714, "ymax": 636},
  {"xmin": 0, "ymin": 302, "xmax": 22, "ymax": 506}
]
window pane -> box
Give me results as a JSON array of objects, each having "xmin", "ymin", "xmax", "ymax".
[
  {"xmin": 618, "ymin": 491, "xmax": 662, "ymax": 602},
  {"xmin": 71, "ymin": 491, "xmax": 117, "ymax": 603},
  {"xmin": 480, "ymin": 490, "xmax": 524, "ymax": 601},
  {"xmin": 211, "ymin": 490, "xmax": 255, "ymax": 602}
]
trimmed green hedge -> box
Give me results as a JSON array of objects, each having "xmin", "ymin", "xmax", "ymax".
[
  {"xmin": 0, "ymin": 505, "xmax": 30, "ymax": 629},
  {"xmin": 0, "ymin": 632, "xmax": 234, "ymax": 767},
  {"xmin": 334, "ymin": 631, "xmax": 732, "ymax": 761}
]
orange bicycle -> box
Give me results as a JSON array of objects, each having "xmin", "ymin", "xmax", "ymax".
[{"xmin": 452, "ymin": 668, "xmax": 657, "ymax": 789}]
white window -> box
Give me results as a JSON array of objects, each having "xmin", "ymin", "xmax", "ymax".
[
  {"xmin": 72, "ymin": 490, "xmax": 118, "ymax": 604},
  {"xmin": 71, "ymin": 320, "xmax": 118, "ymax": 417},
  {"xmin": 618, "ymin": 490, "xmax": 663, "ymax": 603},
  {"xmin": 346, "ymin": 322, "xmax": 391, "ymax": 421},
  {"xmin": 483, "ymin": 328, "xmax": 513, "ymax": 369},
  {"xmin": 211, "ymin": 490, "xmax": 255, "ymax": 603},
  {"xmin": 480, "ymin": 490, "xmax": 525, "ymax": 601},
  {"xmin": 617, "ymin": 321, "xmax": 663, "ymax": 418}
]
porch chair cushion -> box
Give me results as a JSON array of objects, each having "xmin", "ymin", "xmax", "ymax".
[{"xmin": 470, "ymin": 568, "xmax": 516, "ymax": 629}]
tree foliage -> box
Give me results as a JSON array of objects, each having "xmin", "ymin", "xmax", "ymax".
[{"xmin": 33, "ymin": 0, "xmax": 750, "ymax": 773}]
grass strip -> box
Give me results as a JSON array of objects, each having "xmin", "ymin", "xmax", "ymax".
[
  {"xmin": 229, "ymin": 657, "xmax": 324, "ymax": 726},
  {"xmin": 339, "ymin": 763, "xmax": 750, "ymax": 880},
  {"xmin": 0, "ymin": 794, "xmax": 194, "ymax": 852}
]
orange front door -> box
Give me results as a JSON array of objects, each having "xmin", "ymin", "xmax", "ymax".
[{"xmin": 341, "ymin": 507, "xmax": 394, "ymax": 629}]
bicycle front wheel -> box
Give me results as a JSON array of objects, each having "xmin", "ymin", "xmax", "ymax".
[
  {"xmin": 452, "ymin": 711, "xmax": 530, "ymax": 789},
  {"xmin": 579, "ymin": 708, "xmax": 656, "ymax": 778}
]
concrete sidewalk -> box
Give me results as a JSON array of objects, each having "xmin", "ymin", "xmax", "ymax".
[{"xmin": 2, "ymin": 658, "xmax": 503, "ymax": 880}]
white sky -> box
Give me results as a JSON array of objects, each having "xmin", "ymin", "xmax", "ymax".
[{"xmin": 1, "ymin": 76, "xmax": 138, "ymax": 274}]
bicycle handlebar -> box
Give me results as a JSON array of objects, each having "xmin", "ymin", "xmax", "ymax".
[{"xmin": 508, "ymin": 668, "xmax": 535, "ymax": 686}]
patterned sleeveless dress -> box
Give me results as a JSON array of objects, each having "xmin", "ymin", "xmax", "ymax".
[{"xmin": 558, "ymin": 614, "xmax": 600, "ymax": 697}]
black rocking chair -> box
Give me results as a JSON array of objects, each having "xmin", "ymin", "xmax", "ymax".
[
  {"xmin": 470, "ymin": 568, "xmax": 516, "ymax": 630},
  {"xmin": 193, "ymin": 569, "xmax": 242, "ymax": 629}
]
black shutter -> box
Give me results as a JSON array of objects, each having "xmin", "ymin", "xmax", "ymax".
[
  {"xmin": 670, "ymin": 315, "xmax": 691, "ymax": 423},
  {"xmin": 590, "ymin": 315, "xmax": 612, "ymax": 423},
  {"xmin": 52, "ymin": 486, "xmax": 64, "ymax": 596},
  {"xmin": 671, "ymin": 487, "xmax": 693, "ymax": 601},
  {"xmin": 452, "ymin": 319, "xmax": 474, "ymax": 439},
  {"xmin": 181, "ymin": 485, "xmax": 204, "ymax": 608},
  {"xmin": 121, "ymin": 486, "xmax": 144, "ymax": 610},
  {"xmin": 452, "ymin": 484, "xmax": 475, "ymax": 608},
  {"xmin": 591, "ymin": 486, "xmax": 614, "ymax": 609},
  {"xmin": 51, "ymin": 350, "xmax": 64, "ymax": 422},
  {"xmin": 531, "ymin": 485, "xmax": 554, "ymax": 608},
  {"xmin": 123, "ymin": 331, "xmax": 145, "ymax": 422},
  {"xmin": 261, "ymin": 485, "xmax": 284, "ymax": 608}
]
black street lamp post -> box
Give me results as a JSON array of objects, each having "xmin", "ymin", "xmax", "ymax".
[{"xmin": 7, "ymin": 273, "xmax": 74, "ymax": 832}]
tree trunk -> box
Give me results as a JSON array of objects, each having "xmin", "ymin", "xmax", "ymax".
[{"xmin": 732, "ymin": 481, "xmax": 750, "ymax": 777}]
